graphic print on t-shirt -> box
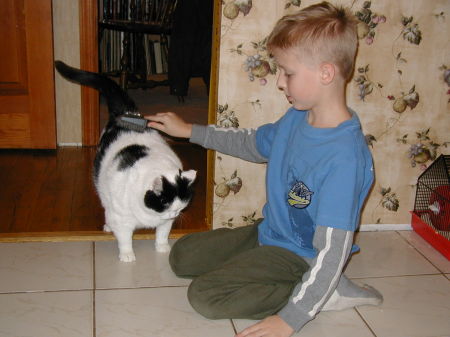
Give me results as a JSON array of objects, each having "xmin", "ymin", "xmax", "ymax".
[
  {"xmin": 287, "ymin": 180, "xmax": 315, "ymax": 250},
  {"xmin": 287, "ymin": 181, "xmax": 313, "ymax": 209}
]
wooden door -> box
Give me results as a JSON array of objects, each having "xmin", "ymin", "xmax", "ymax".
[{"xmin": 0, "ymin": 0, "xmax": 56, "ymax": 149}]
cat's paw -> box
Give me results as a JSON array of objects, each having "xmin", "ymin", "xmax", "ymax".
[
  {"xmin": 103, "ymin": 224, "xmax": 112, "ymax": 232},
  {"xmin": 119, "ymin": 251, "xmax": 136, "ymax": 262},
  {"xmin": 155, "ymin": 242, "xmax": 171, "ymax": 253}
]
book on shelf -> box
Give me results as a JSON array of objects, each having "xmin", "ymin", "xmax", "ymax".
[
  {"xmin": 100, "ymin": 30, "xmax": 170, "ymax": 77},
  {"xmin": 98, "ymin": 0, "xmax": 177, "ymax": 78}
]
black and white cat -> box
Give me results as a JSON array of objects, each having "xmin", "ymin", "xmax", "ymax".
[{"xmin": 55, "ymin": 61, "xmax": 196, "ymax": 262}]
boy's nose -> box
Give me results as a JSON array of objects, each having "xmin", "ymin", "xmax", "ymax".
[{"xmin": 276, "ymin": 74, "xmax": 286, "ymax": 90}]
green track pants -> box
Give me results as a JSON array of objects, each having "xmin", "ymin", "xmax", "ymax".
[{"xmin": 169, "ymin": 224, "xmax": 310, "ymax": 320}]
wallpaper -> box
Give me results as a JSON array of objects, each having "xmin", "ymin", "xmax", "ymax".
[
  {"xmin": 53, "ymin": 0, "xmax": 82, "ymax": 145},
  {"xmin": 212, "ymin": 0, "xmax": 450, "ymax": 229}
]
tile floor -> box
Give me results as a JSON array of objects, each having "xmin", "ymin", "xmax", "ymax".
[{"xmin": 0, "ymin": 230, "xmax": 449, "ymax": 337}]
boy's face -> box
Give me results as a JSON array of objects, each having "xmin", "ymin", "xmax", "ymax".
[{"xmin": 273, "ymin": 48, "xmax": 321, "ymax": 111}]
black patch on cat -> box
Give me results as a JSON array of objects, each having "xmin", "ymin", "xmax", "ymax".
[
  {"xmin": 176, "ymin": 175, "xmax": 195, "ymax": 202},
  {"xmin": 93, "ymin": 124, "xmax": 156, "ymax": 180},
  {"xmin": 114, "ymin": 144, "xmax": 149, "ymax": 171},
  {"xmin": 144, "ymin": 175, "xmax": 194, "ymax": 213}
]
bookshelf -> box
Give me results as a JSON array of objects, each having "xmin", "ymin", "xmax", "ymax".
[{"xmin": 98, "ymin": 0, "xmax": 177, "ymax": 90}]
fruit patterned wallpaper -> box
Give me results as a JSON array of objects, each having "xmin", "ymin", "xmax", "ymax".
[{"xmin": 211, "ymin": 0, "xmax": 449, "ymax": 229}]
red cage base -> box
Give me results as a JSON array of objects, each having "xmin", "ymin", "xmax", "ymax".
[{"xmin": 411, "ymin": 211, "xmax": 450, "ymax": 260}]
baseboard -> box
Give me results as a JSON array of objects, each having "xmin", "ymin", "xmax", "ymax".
[
  {"xmin": 58, "ymin": 142, "xmax": 83, "ymax": 147},
  {"xmin": 359, "ymin": 223, "xmax": 412, "ymax": 231},
  {"xmin": 0, "ymin": 228, "xmax": 209, "ymax": 243}
]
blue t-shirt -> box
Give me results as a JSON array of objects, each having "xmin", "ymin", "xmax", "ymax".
[{"xmin": 255, "ymin": 108, "xmax": 374, "ymax": 258}]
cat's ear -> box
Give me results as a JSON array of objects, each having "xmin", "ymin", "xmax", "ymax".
[
  {"xmin": 181, "ymin": 170, "xmax": 196, "ymax": 184},
  {"xmin": 152, "ymin": 176, "xmax": 164, "ymax": 195}
]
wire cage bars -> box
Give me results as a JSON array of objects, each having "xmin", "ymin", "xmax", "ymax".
[{"xmin": 411, "ymin": 154, "xmax": 450, "ymax": 259}]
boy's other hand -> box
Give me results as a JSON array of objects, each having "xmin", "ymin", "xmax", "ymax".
[
  {"xmin": 235, "ymin": 315, "xmax": 294, "ymax": 337},
  {"xmin": 145, "ymin": 112, "xmax": 193, "ymax": 138}
]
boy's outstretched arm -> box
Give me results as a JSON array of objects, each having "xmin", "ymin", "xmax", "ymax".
[{"xmin": 147, "ymin": 112, "xmax": 267, "ymax": 163}]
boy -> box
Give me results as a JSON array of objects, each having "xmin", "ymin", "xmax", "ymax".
[{"xmin": 146, "ymin": 2, "xmax": 382, "ymax": 336}]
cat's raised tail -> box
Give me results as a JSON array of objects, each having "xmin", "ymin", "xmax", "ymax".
[{"xmin": 54, "ymin": 60, "xmax": 137, "ymax": 118}]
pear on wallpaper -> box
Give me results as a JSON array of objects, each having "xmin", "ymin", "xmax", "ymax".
[
  {"xmin": 215, "ymin": 170, "xmax": 243, "ymax": 198},
  {"xmin": 223, "ymin": 0, "xmax": 252, "ymax": 19},
  {"xmin": 223, "ymin": 2, "xmax": 239, "ymax": 19},
  {"xmin": 393, "ymin": 97, "xmax": 407, "ymax": 113},
  {"xmin": 392, "ymin": 86, "xmax": 420, "ymax": 113}
]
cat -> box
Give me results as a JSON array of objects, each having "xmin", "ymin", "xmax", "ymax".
[{"xmin": 55, "ymin": 61, "xmax": 196, "ymax": 262}]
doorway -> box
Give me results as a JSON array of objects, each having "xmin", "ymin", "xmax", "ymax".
[
  {"xmin": 96, "ymin": 0, "xmax": 215, "ymax": 235},
  {"xmin": 0, "ymin": 0, "xmax": 220, "ymax": 242}
]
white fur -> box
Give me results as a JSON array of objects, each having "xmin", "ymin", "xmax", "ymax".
[{"xmin": 96, "ymin": 131, "xmax": 196, "ymax": 262}]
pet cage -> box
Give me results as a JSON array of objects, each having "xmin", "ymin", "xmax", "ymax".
[{"xmin": 411, "ymin": 154, "xmax": 450, "ymax": 260}]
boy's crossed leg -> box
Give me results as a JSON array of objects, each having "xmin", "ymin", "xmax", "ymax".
[{"xmin": 169, "ymin": 224, "xmax": 382, "ymax": 321}]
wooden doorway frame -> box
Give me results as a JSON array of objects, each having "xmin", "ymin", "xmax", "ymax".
[
  {"xmin": 79, "ymin": 0, "xmax": 100, "ymax": 146},
  {"xmin": 78, "ymin": 0, "xmax": 220, "ymax": 231}
]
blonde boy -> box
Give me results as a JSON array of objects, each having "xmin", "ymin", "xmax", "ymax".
[{"xmin": 146, "ymin": 2, "xmax": 382, "ymax": 336}]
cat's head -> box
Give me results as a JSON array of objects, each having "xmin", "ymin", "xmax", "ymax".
[{"xmin": 144, "ymin": 170, "xmax": 196, "ymax": 219}]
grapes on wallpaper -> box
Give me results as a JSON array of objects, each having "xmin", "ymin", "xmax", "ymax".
[
  {"xmin": 354, "ymin": 64, "xmax": 378, "ymax": 101},
  {"xmin": 355, "ymin": 0, "xmax": 386, "ymax": 45},
  {"xmin": 439, "ymin": 64, "xmax": 450, "ymax": 103},
  {"xmin": 230, "ymin": 38, "xmax": 277, "ymax": 85}
]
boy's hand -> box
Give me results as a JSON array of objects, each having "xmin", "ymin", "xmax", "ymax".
[
  {"xmin": 145, "ymin": 112, "xmax": 193, "ymax": 138},
  {"xmin": 235, "ymin": 315, "xmax": 294, "ymax": 337}
]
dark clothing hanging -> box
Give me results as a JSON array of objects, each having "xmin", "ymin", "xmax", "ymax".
[{"xmin": 168, "ymin": 0, "xmax": 213, "ymax": 98}]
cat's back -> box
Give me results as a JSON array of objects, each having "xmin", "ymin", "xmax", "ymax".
[{"xmin": 97, "ymin": 128, "xmax": 181, "ymax": 181}]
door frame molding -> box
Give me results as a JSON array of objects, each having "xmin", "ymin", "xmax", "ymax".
[
  {"xmin": 79, "ymin": 0, "xmax": 100, "ymax": 146},
  {"xmin": 78, "ymin": 0, "xmax": 220, "ymax": 229}
]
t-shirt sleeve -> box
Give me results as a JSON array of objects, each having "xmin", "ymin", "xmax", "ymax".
[
  {"xmin": 255, "ymin": 122, "xmax": 278, "ymax": 159},
  {"xmin": 315, "ymin": 159, "xmax": 362, "ymax": 230}
]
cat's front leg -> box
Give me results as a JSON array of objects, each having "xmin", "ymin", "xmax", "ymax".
[
  {"xmin": 113, "ymin": 227, "xmax": 136, "ymax": 262},
  {"xmin": 155, "ymin": 221, "xmax": 172, "ymax": 253}
]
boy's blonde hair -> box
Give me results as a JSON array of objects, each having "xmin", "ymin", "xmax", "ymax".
[{"xmin": 267, "ymin": 1, "xmax": 358, "ymax": 80}]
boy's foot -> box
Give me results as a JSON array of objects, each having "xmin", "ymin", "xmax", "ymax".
[{"xmin": 322, "ymin": 275, "xmax": 383, "ymax": 311}]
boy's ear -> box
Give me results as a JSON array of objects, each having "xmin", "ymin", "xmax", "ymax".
[{"xmin": 319, "ymin": 63, "xmax": 335, "ymax": 85}]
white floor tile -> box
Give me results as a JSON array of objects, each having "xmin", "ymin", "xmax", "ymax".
[
  {"xmin": 95, "ymin": 287, "xmax": 234, "ymax": 337},
  {"xmin": 0, "ymin": 242, "xmax": 93, "ymax": 293},
  {"xmin": 95, "ymin": 240, "xmax": 190, "ymax": 289},
  {"xmin": 345, "ymin": 232, "xmax": 440, "ymax": 278},
  {"xmin": 0, "ymin": 290, "xmax": 93, "ymax": 337},
  {"xmin": 234, "ymin": 309, "xmax": 375, "ymax": 337},
  {"xmin": 398, "ymin": 230, "xmax": 450, "ymax": 273},
  {"xmin": 355, "ymin": 275, "xmax": 450, "ymax": 337}
]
